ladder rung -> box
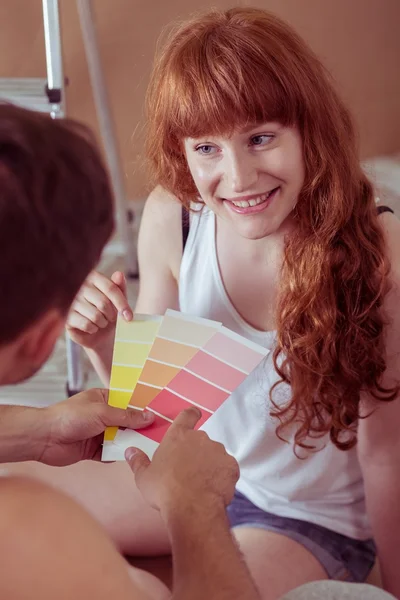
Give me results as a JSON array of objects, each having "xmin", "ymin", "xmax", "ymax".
[{"xmin": 0, "ymin": 77, "xmax": 63, "ymax": 116}]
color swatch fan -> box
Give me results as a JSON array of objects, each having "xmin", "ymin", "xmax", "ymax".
[
  {"xmin": 102, "ymin": 309, "xmax": 268, "ymax": 461},
  {"xmin": 103, "ymin": 314, "xmax": 162, "ymax": 446}
]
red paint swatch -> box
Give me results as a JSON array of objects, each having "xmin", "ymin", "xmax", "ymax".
[
  {"xmin": 141, "ymin": 413, "xmax": 171, "ymax": 443},
  {"xmin": 149, "ymin": 388, "xmax": 210, "ymax": 427},
  {"xmin": 185, "ymin": 350, "xmax": 247, "ymax": 391}
]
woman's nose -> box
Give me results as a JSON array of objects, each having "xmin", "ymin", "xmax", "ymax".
[{"xmin": 225, "ymin": 152, "xmax": 258, "ymax": 193}]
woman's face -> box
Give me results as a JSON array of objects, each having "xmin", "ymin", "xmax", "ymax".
[{"xmin": 183, "ymin": 122, "xmax": 305, "ymax": 240}]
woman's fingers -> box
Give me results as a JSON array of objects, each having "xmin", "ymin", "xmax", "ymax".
[
  {"xmin": 66, "ymin": 310, "xmax": 99, "ymax": 335},
  {"xmin": 80, "ymin": 284, "xmax": 117, "ymax": 323},
  {"xmin": 88, "ymin": 271, "xmax": 133, "ymax": 321},
  {"xmin": 72, "ymin": 298, "xmax": 109, "ymax": 329}
]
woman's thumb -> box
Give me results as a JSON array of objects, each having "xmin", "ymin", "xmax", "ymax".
[{"xmin": 111, "ymin": 270, "xmax": 127, "ymax": 297}]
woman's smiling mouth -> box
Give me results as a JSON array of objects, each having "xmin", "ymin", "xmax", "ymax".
[{"xmin": 224, "ymin": 187, "xmax": 280, "ymax": 214}]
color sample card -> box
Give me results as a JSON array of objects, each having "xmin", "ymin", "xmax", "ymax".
[
  {"xmin": 128, "ymin": 309, "xmax": 222, "ymax": 411},
  {"xmin": 102, "ymin": 317, "xmax": 268, "ymax": 461},
  {"xmin": 147, "ymin": 324, "xmax": 267, "ymax": 420},
  {"xmin": 102, "ymin": 314, "xmax": 161, "ymax": 451}
]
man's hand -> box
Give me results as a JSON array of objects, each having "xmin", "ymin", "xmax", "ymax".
[
  {"xmin": 125, "ymin": 409, "xmax": 260, "ymax": 600},
  {"xmin": 125, "ymin": 407, "xmax": 239, "ymax": 518},
  {"xmin": 38, "ymin": 389, "xmax": 154, "ymax": 466}
]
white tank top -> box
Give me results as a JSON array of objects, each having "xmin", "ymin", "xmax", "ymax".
[{"xmin": 179, "ymin": 206, "xmax": 371, "ymax": 540}]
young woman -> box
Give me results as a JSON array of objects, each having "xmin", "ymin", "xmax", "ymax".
[{"xmin": 15, "ymin": 8, "xmax": 400, "ymax": 600}]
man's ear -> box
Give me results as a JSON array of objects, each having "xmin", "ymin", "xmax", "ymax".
[{"xmin": 17, "ymin": 309, "xmax": 66, "ymax": 369}]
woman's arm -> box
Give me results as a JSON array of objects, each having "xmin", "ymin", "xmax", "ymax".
[
  {"xmin": 134, "ymin": 186, "xmax": 183, "ymax": 314},
  {"xmin": 72, "ymin": 186, "xmax": 184, "ymax": 385},
  {"xmin": 358, "ymin": 212, "xmax": 400, "ymax": 598}
]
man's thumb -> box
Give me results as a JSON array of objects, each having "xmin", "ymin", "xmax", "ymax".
[{"xmin": 125, "ymin": 447, "xmax": 150, "ymax": 479}]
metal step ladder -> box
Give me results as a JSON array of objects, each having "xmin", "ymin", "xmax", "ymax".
[
  {"xmin": 0, "ymin": 0, "xmax": 137, "ymax": 396},
  {"xmin": 0, "ymin": 1, "xmax": 65, "ymax": 117}
]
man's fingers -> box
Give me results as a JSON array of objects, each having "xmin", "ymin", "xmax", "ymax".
[
  {"xmin": 100, "ymin": 405, "xmax": 155, "ymax": 429},
  {"xmin": 68, "ymin": 387, "xmax": 107, "ymax": 404},
  {"xmin": 170, "ymin": 407, "xmax": 202, "ymax": 431},
  {"xmin": 125, "ymin": 447, "xmax": 150, "ymax": 482},
  {"xmin": 90, "ymin": 388, "xmax": 108, "ymax": 403},
  {"xmin": 124, "ymin": 408, "xmax": 155, "ymax": 429}
]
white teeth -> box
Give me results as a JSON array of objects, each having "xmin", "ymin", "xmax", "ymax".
[{"xmin": 230, "ymin": 189, "xmax": 275, "ymax": 208}]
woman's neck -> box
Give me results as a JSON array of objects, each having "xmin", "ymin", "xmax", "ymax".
[{"xmin": 217, "ymin": 212, "xmax": 297, "ymax": 262}]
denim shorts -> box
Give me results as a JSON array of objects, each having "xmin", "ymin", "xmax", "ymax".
[{"xmin": 227, "ymin": 490, "xmax": 376, "ymax": 582}]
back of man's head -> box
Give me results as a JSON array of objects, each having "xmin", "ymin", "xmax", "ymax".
[{"xmin": 0, "ymin": 103, "xmax": 114, "ymax": 345}]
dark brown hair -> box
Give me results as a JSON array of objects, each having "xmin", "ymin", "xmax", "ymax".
[
  {"xmin": 146, "ymin": 8, "xmax": 398, "ymax": 451},
  {"xmin": 0, "ymin": 103, "xmax": 114, "ymax": 344}
]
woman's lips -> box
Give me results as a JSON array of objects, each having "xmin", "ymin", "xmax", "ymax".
[{"xmin": 224, "ymin": 187, "xmax": 280, "ymax": 215}]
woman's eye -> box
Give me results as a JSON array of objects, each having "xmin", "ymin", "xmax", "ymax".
[
  {"xmin": 250, "ymin": 134, "xmax": 274, "ymax": 146},
  {"xmin": 196, "ymin": 145, "xmax": 216, "ymax": 155}
]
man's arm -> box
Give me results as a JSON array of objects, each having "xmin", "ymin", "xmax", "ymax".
[
  {"xmin": 166, "ymin": 500, "xmax": 260, "ymax": 600},
  {"xmin": 358, "ymin": 212, "xmax": 400, "ymax": 598},
  {"xmin": 126, "ymin": 408, "xmax": 261, "ymax": 600},
  {"xmin": 0, "ymin": 404, "xmax": 47, "ymax": 463},
  {"xmin": 0, "ymin": 389, "xmax": 153, "ymax": 465},
  {"xmin": 1, "ymin": 431, "xmax": 259, "ymax": 600}
]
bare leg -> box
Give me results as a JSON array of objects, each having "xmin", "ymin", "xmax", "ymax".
[
  {"xmin": 1, "ymin": 460, "xmax": 170, "ymax": 555},
  {"xmin": 0, "ymin": 476, "xmax": 170, "ymax": 600},
  {"xmin": 127, "ymin": 566, "xmax": 171, "ymax": 599},
  {"xmin": 234, "ymin": 528, "xmax": 327, "ymax": 600}
]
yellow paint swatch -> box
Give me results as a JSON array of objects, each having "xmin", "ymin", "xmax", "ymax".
[
  {"xmin": 109, "ymin": 365, "xmax": 142, "ymax": 391},
  {"xmin": 103, "ymin": 314, "xmax": 161, "ymax": 444},
  {"xmin": 113, "ymin": 342, "xmax": 152, "ymax": 366}
]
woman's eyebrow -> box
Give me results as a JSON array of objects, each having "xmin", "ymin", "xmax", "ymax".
[{"xmin": 240, "ymin": 122, "xmax": 282, "ymax": 134}]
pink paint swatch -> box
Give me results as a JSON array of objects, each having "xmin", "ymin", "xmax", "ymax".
[
  {"xmin": 167, "ymin": 370, "xmax": 229, "ymax": 411},
  {"xmin": 139, "ymin": 326, "xmax": 268, "ymax": 447},
  {"xmin": 203, "ymin": 329, "xmax": 265, "ymax": 372},
  {"xmin": 185, "ymin": 350, "xmax": 247, "ymax": 391},
  {"xmin": 103, "ymin": 312, "xmax": 269, "ymax": 461}
]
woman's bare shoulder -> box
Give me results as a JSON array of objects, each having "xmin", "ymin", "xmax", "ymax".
[
  {"xmin": 143, "ymin": 185, "xmax": 183, "ymax": 223},
  {"xmin": 137, "ymin": 185, "xmax": 184, "ymax": 290}
]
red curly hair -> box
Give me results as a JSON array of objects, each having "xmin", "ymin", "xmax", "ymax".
[{"xmin": 145, "ymin": 7, "xmax": 398, "ymax": 451}]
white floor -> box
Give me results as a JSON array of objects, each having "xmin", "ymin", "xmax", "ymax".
[{"xmin": 1, "ymin": 156, "xmax": 399, "ymax": 409}]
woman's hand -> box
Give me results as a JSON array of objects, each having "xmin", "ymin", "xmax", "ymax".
[{"xmin": 66, "ymin": 270, "xmax": 133, "ymax": 350}]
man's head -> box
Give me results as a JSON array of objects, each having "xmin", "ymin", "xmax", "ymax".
[{"xmin": 0, "ymin": 103, "xmax": 114, "ymax": 383}]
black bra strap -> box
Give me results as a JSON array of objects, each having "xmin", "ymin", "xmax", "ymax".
[
  {"xmin": 182, "ymin": 205, "xmax": 190, "ymax": 252},
  {"xmin": 376, "ymin": 205, "xmax": 394, "ymax": 215}
]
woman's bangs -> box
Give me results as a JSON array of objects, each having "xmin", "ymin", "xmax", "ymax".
[{"xmin": 167, "ymin": 50, "xmax": 298, "ymax": 140}]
